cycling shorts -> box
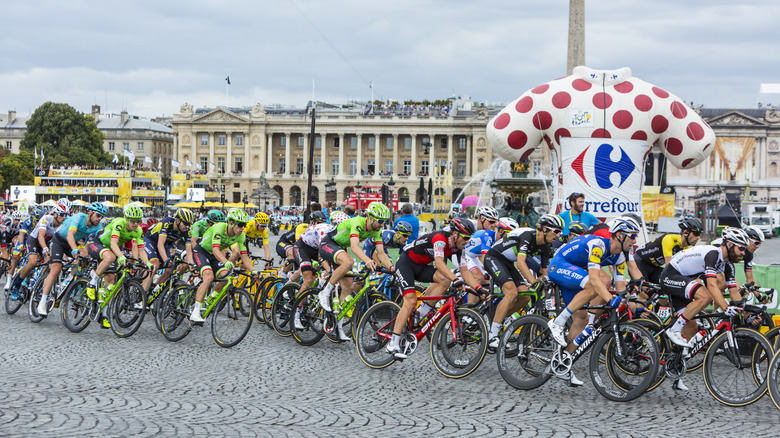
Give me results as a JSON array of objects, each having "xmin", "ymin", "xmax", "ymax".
[
  {"xmin": 659, "ymin": 265, "xmax": 702, "ymax": 310},
  {"xmin": 293, "ymin": 240, "xmax": 318, "ymax": 273},
  {"xmin": 484, "ymin": 253, "xmax": 524, "ymax": 288},
  {"xmin": 192, "ymin": 245, "xmax": 227, "ymax": 276},
  {"xmin": 318, "ymin": 235, "xmax": 347, "ymax": 266},
  {"xmin": 276, "ymin": 241, "xmax": 294, "ymax": 259},
  {"xmin": 548, "ymin": 257, "xmax": 590, "ymax": 305},
  {"xmin": 85, "ymin": 235, "xmax": 119, "ymax": 270},
  {"xmin": 394, "ymin": 252, "xmax": 437, "ymax": 295},
  {"xmin": 49, "ymin": 235, "xmax": 71, "ymax": 264},
  {"xmin": 143, "ymin": 237, "xmax": 174, "ymax": 263},
  {"xmin": 635, "ymin": 257, "xmax": 663, "ymax": 284},
  {"xmin": 25, "ymin": 234, "xmax": 44, "ymax": 256}
]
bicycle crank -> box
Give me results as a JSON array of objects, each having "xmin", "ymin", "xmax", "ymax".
[
  {"xmin": 549, "ymin": 349, "xmax": 573, "ymax": 376},
  {"xmin": 664, "ymin": 353, "xmax": 687, "ymax": 380},
  {"xmin": 398, "ymin": 333, "xmax": 418, "ymax": 360}
]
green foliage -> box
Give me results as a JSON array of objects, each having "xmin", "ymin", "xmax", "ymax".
[
  {"xmin": 464, "ymin": 205, "xmax": 476, "ymax": 217},
  {"xmin": 0, "ymin": 153, "xmax": 35, "ymax": 193},
  {"xmin": 20, "ymin": 102, "xmax": 109, "ymax": 166}
]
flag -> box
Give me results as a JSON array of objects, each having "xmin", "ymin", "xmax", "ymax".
[
  {"xmin": 34, "ymin": 146, "xmax": 38, "ymax": 161},
  {"xmin": 172, "ymin": 159, "xmax": 180, "ymax": 168},
  {"xmin": 144, "ymin": 155, "xmax": 153, "ymax": 164},
  {"xmin": 40, "ymin": 148, "xmax": 44, "ymax": 162},
  {"xmin": 196, "ymin": 161, "xmax": 202, "ymax": 171},
  {"xmin": 186, "ymin": 158, "xmax": 193, "ymax": 168},
  {"xmin": 112, "ymin": 153, "xmax": 119, "ymax": 164},
  {"xmin": 158, "ymin": 156, "xmax": 162, "ymax": 168},
  {"xmin": 210, "ymin": 161, "xmax": 216, "ymax": 170},
  {"xmin": 123, "ymin": 148, "xmax": 135, "ymax": 163},
  {"xmin": 225, "ymin": 76, "xmax": 230, "ymax": 85}
]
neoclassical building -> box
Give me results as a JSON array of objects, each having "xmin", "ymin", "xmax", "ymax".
[{"xmin": 170, "ymin": 102, "xmax": 498, "ymax": 208}]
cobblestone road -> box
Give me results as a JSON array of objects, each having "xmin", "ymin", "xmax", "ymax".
[{"xmin": 1, "ymin": 302, "xmax": 778, "ymax": 438}]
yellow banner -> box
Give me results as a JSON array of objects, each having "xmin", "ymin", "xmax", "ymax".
[
  {"xmin": 118, "ymin": 179, "xmax": 132, "ymax": 205},
  {"xmin": 132, "ymin": 189, "xmax": 165, "ymax": 198},
  {"xmin": 36, "ymin": 186, "xmax": 117, "ymax": 195},
  {"xmin": 206, "ymin": 191, "xmax": 221, "ymax": 200},
  {"xmin": 47, "ymin": 169, "xmax": 128, "ymax": 178},
  {"xmin": 642, "ymin": 186, "xmax": 675, "ymax": 223}
]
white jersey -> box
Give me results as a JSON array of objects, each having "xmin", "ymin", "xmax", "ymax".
[
  {"xmin": 668, "ymin": 245, "xmax": 726, "ymax": 278},
  {"xmin": 31, "ymin": 214, "xmax": 60, "ymax": 241},
  {"xmin": 300, "ymin": 223, "xmax": 335, "ymax": 248}
]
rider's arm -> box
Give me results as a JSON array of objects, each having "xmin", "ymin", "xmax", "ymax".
[
  {"xmin": 515, "ymin": 254, "xmax": 537, "ymax": 285},
  {"xmin": 704, "ymin": 250, "xmax": 729, "ymax": 309},
  {"xmin": 586, "ymin": 242, "xmax": 613, "ymax": 302},
  {"xmin": 350, "ymin": 235, "xmax": 372, "ymax": 265},
  {"xmin": 375, "ymin": 242, "xmax": 393, "ymax": 269},
  {"xmin": 110, "ymin": 235, "xmax": 124, "ymax": 259},
  {"xmin": 66, "ymin": 227, "xmax": 80, "ymax": 254},
  {"xmin": 36, "ymin": 222, "xmax": 48, "ymax": 252},
  {"xmin": 156, "ymin": 233, "xmax": 168, "ymax": 263},
  {"xmin": 458, "ymin": 258, "xmax": 482, "ymax": 289}
]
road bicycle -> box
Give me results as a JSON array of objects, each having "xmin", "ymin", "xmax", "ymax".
[
  {"xmin": 5, "ymin": 255, "xmax": 47, "ymax": 315},
  {"xmin": 28, "ymin": 257, "xmax": 84, "ymax": 323},
  {"xmin": 355, "ymin": 280, "xmax": 488, "ymax": 379},
  {"xmin": 768, "ymin": 349, "xmax": 780, "ymax": 411}
]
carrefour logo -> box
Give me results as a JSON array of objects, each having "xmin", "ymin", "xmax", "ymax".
[{"xmin": 572, "ymin": 143, "xmax": 635, "ymax": 189}]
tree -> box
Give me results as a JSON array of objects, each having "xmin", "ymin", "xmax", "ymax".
[
  {"xmin": 20, "ymin": 102, "xmax": 110, "ymax": 166},
  {"xmin": 0, "ymin": 154, "xmax": 35, "ymax": 193}
]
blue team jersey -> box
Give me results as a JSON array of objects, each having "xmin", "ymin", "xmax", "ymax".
[
  {"xmin": 20, "ymin": 218, "xmax": 35, "ymax": 235},
  {"xmin": 56, "ymin": 212, "xmax": 103, "ymax": 242},
  {"xmin": 363, "ymin": 230, "xmax": 401, "ymax": 259},
  {"xmin": 552, "ymin": 234, "xmax": 626, "ymax": 278},
  {"xmin": 464, "ymin": 230, "xmax": 496, "ymax": 258}
]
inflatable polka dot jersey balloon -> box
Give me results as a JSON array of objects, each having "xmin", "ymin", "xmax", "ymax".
[{"xmin": 487, "ymin": 66, "xmax": 716, "ymax": 219}]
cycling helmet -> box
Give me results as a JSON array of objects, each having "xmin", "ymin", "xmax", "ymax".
[
  {"xmin": 568, "ymin": 221, "xmax": 587, "ymax": 236},
  {"xmin": 146, "ymin": 218, "xmax": 158, "ymax": 228},
  {"xmin": 330, "ymin": 211, "xmax": 350, "ymax": 227},
  {"xmin": 537, "ymin": 214, "xmax": 565, "ymax": 230},
  {"xmin": 310, "ymin": 211, "xmax": 327, "ymax": 223},
  {"xmin": 226, "ymin": 208, "xmax": 250, "ymax": 224},
  {"xmin": 57, "ymin": 198, "xmax": 71, "ymax": 213},
  {"xmin": 622, "ymin": 213, "xmax": 643, "ymax": 224},
  {"xmin": 366, "ymin": 202, "xmax": 390, "ymax": 220},
  {"xmin": 496, "ymin": 217, "xmax": 519, "ymax": 232},
  {"xmin": 744, "ymin": 225, "xmax": 765, "ymax": 243},
  {"xmin": 449, "ymin": 217, "xmax": 476, "ymax": 236},
  {"xmin": 208, "ymin": 209, "xmax": 226, "ymax": 223},
  {"xmin": 51, "ymin": 204, "xmax": 66, "ymax": 216},
  {"xmin": 11, "ymin": 210, "xmax": 23, "ymax": 220},
  {"xmin": 678, "ymin": 217, "xmax": 703, "ymax": 233},
  {"xmin": 254, "ymin": 212, "xmax": 270, "ymax": 225},
  {"xmin": 608, "ymin": 217, "xmax": 641, "ymax": 235},
  {"xmin": 175, "ymin": 208, "xmax": 195, "ymax": 224},
  {"xmin": 88, "ymin": 202, "xmax": 108, "ymax": 216},
  {"xmin": 394, "ymin": 221, "xmax": 413, "ymax": 234},
  {"xmin": 722, "ymin": 227, "xmax": 751, "ymax": 246},
  {"xmin": 123, "ymin": 205, "xmax": 143, "ymax": 220},
  {"xmin": 477, "ymin": 206, "xmax": 500, "ymax": 221},
  {"xmin": 2, "ymin": 217, "xmax": 11, "ymax": 228},
  {"xmin": 31, "ymin": 206, "xmax": 45, "ymax": 221}
]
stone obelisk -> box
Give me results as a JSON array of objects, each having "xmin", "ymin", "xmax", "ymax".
[{"xmin": 567, "ymin": 0, "xmax": 585, "ymax": 75}]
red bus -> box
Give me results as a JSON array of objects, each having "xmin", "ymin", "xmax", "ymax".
[{"xmin": 343, "ymin": 186, "xmax": 398, "ymax": 211}]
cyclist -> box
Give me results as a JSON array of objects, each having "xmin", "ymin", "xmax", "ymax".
[
  {"xmin": 291, "ymin": 211, "xmax": 331, "ymax": 292},
  {"xmin": 384, "ymin": 218, "xmax": 482, "ymax": 358},
  {"xmin": 485, "ymin": 214, "xmax": 562, "ymax": 348},
  {"xmin": 1, "ymin": 211, "xmax": 23, "ymax": 268},
  {"xmin": 362, "ymin": 221, "xmax": 413, "ymax": 264},
  {"xmin": 659, "ymin": 227, "xmax": 748, "ymax": 348},
  {"xmin": 5, "ymin": 208, "xmax": 42, "ymax": 291},
  {"xmin": 552, "ymin": 221, "xmax": 587, "ymax": 253},
  {"xmin": 731, "ymin": 225, "xmax": 764, "ymax": 300},
  {"xmin": 317, "ymin": 202, "xmax": 393, "ymax": 316},
  {"xmin": 189, "ymin": 208, "xmax": 255, "ymax": 323},
  {"xmin": 546, "ymin": 217, "xmax": 640, "ymax": 385},
  {"xmin": 85, "ymin": 205, "xmax": 152, "ymax": 320},
  {"xmin": 37, "ymin": 202, "xmax": 106, "ymax": 316},
  {"xmin": 628, "ymin": 217, "xmax": 702, "ymax": 285},
  {"xmin": 10, "ymin": 202, "xmax": 69, "ymax": 299},
  {"xmin": 463, "ymin": 217, "xmax": 518, "ymax": 291},
  {"xmin": 242, "ymin": 212, "xmax": 273, "ymax": 267},
  {"xmin": 191, "ymin": 209, "xmax": 226, "ymax": 246},
  {"xmin": 142, "ymin": 208, "xmax": 194, "ymax": 293},
  {"xmin": 275, "ymin": 227, "xmax": 298, "ymax": 281}
]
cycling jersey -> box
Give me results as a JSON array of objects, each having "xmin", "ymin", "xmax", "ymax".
[
  {"xmin": 549, "ymin": 234, "xmax": 626, "ymax": 304},
  {"xmin": 463, "ymin": 230, "xmax": 496, "ymax": 259},
  {"xmin": 56, "ymin": 212, "xmax": 103, "ymax": 243},
  {"xmin": 19, "ymin": 217, "xmax": 35, "ymax": 236},
  {"xmin": 279, "ymin": 230, "xmax": 296, "ymax": 246},
  {"xmin": 99, "ymin": 217, "xmax": 144, "ymax": 247},
  {"xmin": 198, "ymin": 222, "xmax": 247, "ymax": 255},
  {"xmin": 668, "ymin": 245, "xmax": 729, "ymax": 280},
  {"xmin": 31, "ymin": 214, "xmax": 61, "ymax": 241},
  {"xmin": 190, "ymin": 220, "xmax": 210, "ymax": 240},
  {"xmin": 300, "ymin": 223, "xmax": 335, "ymax": 248},
  {"xmin": 362, "ymin": 229, "xmax": 404, "ymax": 259},
  {"xmin": 330, "ymin": 216, "xmax": 381, "ymax": 248},
  {"xmin": 486, "ymin": 228, "xmax": 548, "ymax": 264},
  {"xmin": 404, "ymin": 231, "xmax": 465, "ymax": 266},
  {"xmin": 144, "ymin": 217, "xmax": 191, "ymax": 245},
  {"xmin": 244, "ymin": 220, "xmax": 269, "ymax": 245},
  {"xmin": 631, "ymin": 233, "xmax": 686, "ymax": 267}
]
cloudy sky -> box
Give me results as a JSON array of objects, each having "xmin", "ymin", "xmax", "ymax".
[{"xmin": 2, "ymin": 0, "xmax": 778, "ymax": 118}]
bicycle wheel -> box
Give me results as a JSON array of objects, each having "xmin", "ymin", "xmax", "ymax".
[
  {"xmin": 497, "ymin": 314, "xmax": 554, "ymax": 390},
  {"xmin": 351, "ymin": 291, "xmax": 390, "ymax": 340},
  {"xmin": 430, "ymin": 307, "xmax": 488, "ymax": 379},
  {"xmin": 625, "ymin": 318, "xmax": 669, "ymax": 392},
  {"xmin": 590, "ymin": 322, "xmax": 659, "ymax": 402},
  {"xmin": 768, "ymin": 350, "xmax": 780, "ymax": 411},
  {"xmin": 270, "ymin": 283, "xmax": 297, "ymax": 337},
  {"xmin": 211, "ymin": 287, "xmax": 253, "ymax": 348},
  {"xmin": 253, "ymin": 276, "xmax": 277, "ymax": 324},
  {"xmin": 109, "ymin": 279, "xmax": 147, "ymax": 338},
  {"xmin": 764, "ymin": 326, "xmax": 780, "ymax": 351},
  {"xmin": 60, "ymin": 279, "xmax": 92, "ymax": 333},
  {"xmin": 702, "ymin": 327, "xmax": 773, "ymax": 406},
  {"xmin": 27, "ymin": 266, "xmax": 50, "ymax": 323},
  {"xmin": 290, "ymin": 288, "xmax": 326, "ymax": 346},
  {"xmin": 152, "ymin": 281, "xmax": 177, "ymax": 334},
  {"xmin": 355, "ymin": 301, "xmax": 399, "ymax": 369},
  {"xmin": 261, "ymin": 279, "xmax": 284, "ymax": 328},
  {"xmin": 159, "ymin": 285, "xmax": 194, "ymax": 342},
  {"xmin": 5, "ymin": 272, "xmax": 25, "ymax": 315}
]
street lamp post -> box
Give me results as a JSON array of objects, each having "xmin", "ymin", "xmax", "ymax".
[
  {"xmin": 242, "ymin": 189, "xmax": 248, "ymax": 211},
  {"xmin": 355, "ymin": 182, "xmax": 362, "ymax": 213},
  {"xmin": 388, "ymin": 176, "xmax": 395, "ymax": 223}
]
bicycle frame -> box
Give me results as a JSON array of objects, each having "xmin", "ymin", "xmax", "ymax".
[{"xmin": 336, "ymin": 272, "xmax": 390, "ymax": 320}]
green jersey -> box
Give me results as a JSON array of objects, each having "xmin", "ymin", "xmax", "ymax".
[
  {"xmin": 191, "ymin": 220, "xmax": 209, "ymax": 240},
  {"xmin": 332, "ymin": 216, "xmax": 381, "ymax": 248},
  {"xmin": 198, "ymin": 222, "xmax": 247, "ymax": 254},
  {"xmin": 100, "ymin": 218, "xmax": 143, "ymax": 247}
]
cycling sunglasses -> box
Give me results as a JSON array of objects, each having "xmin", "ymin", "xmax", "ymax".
[
  {"xmin": 690, "ymin": 230, "xmax": 701, "ymax": 237},
  {"xmin": 234, "ymin": 222, "xmax": 247, "ymax": 229},
  {"xmin": 458, "ymin": 233, "xmax": 472, "ymax": 239},
  {"xmin": 374, "ymin": 218, "xmax": 387, "ymax": 225},
  {"xmin": 547, "ymin": 228, "xmax": 562, "ymax": 235},
  {"xmin": 128, "ymin": 218, "xmax": 142, "ymax": 224},
  {"xmin": 482, "ymin": 218, "xmax": 496, "ymax": 225}
]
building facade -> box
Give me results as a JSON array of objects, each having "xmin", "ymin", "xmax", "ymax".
[{"xmin": 170, "ymin": 102, "xmax": 497, "ymax": 209}]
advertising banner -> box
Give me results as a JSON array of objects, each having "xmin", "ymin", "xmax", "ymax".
[
  {"xmin": 132, "ymin": 189, "xmax": 165, "ymax": 198},
  {"xmin": 187, "ymin": 188, "xmax": 205, "ymax": 202},
  {"xmin": 171, "ymin": 174, "xmax": 190, "ymax": 195},
  {"xmin": 118, "ymin": 179, "xmax": 132, "ymax": 205},
  {"xmin": 47, "ymin": 169, "xmax": 128, "ymax": 178},
  {"xmin": 36, "ymin": 187, "xmax": 117, "ymax": 195},
  {"xmin": 642, "ymin": 186, "xmax": 675, "ymax": 224},
  {"xmin": 559, "ymin": 137, "xmax": 649, "ymax": 219},
  {"xmin": 10, "ymin": 185, "xmax": 36, "ymax": 203}
]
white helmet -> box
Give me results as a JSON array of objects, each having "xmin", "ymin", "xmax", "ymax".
[
  {"xmin": 11, "ymin": 211, "xmax": 23, "ymax": 220},
  {"xmin": 608, "ymin": 217, "xmax": 641, "ymax": 235},
  {"xmin": 743, "ymin": 225, "xmax": 765, "ymax": 243},
  {"xmin": 722, "ymin": 227, "xmax": 751, "ymax": 246},
  {"xmin": 477, "ymin": 206, "xmax": 499, "ymax": 221},
  {"xmin": 51, "ymin": 204, "xmax": 66, "ymax": 216},
  {"xmin": 330, "ymin": 211, "xmax": 350, "ymax": 227},
  {"xmin": 57, "ymin": 198, "xmax": 71, "ymax": 213}
]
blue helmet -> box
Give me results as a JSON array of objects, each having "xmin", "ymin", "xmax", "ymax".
[
  {"xmin": 88, "ymin": 202, "xmax": 108, "ymax": 216},
  {"xmin": 31, "ymin": 206, "xmax": 46, "ymax": 221},
  {"xmin": 394, "ymin": 221, "xmax": 413, "ymax": 234}
]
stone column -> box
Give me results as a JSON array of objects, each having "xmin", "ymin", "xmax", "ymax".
[
  {"xmin": 226, "ymin": 132, "xmax": 232, "ymax": 174},
  {"xmin": 411, "ymin": 134, "xmax": 417, "ymax": 178},
  {"xmin": 374, "ymin": 134, "xmax": 381, "ymax": 179},
  {"xmin": 392, "ymin": 134, "xmax": 399, "ymax": 178},
  {"xmin": 356, "ymin": 134, "xmax": 363, "ymax": 176},
  {"xmin": 302, "ymin": 133, "xmax": 309, "ymax": 176},
  {"xmin": 567, "ymin": 0, "xmax": 585, "ymax": 75},
  {"xmin": 208, "ymin": 132, "xmax": 215, "ymax": 176},
  {"xmin": 465, "ymin": 136, "xmax": 472, "ymax": 178},
  {"xmin": 338, "ymin": 134, "xmax": 345, "ymax": 177},
  {"xmin": 320, "ymin": 134, "xmax": 327, "ymax": 178},
  {"xmin": 284, "ymin": 133, "xmax": 291, "ymax": 177},
  {"xmin": 429, "ymin": 135, "xmax": 436, "ymax": 178},
  {"xmin": 243, "ymin": 131, "xmax": 249, "ymax": 176},
  {"xmin": 266, "ymin": 133, "xmax": 273, "ymax": 175}
]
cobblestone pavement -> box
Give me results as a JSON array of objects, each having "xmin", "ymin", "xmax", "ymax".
[{"xmin": 1, "ymin": 303, "xmax": 778, "ymax": 438}]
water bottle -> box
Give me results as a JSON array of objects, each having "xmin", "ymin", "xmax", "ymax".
[
  {"xmin": 573, "ymin": 326, "xmax": 593, "ymax": 346},
  {"xmin": 343, "ymin": 296, "xmax": 354, "ymax": 317},
  {"xmin": 332, "ymin": 297, "xmax": 341, "ymax": 313}
]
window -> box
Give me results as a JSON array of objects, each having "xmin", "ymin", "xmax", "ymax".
[
  {"xmin": 236, "ymin": 135, "xmax": 243, "ymax": 146},
  {"xmin": 403, "ymin": 160, "xmax": 411, "ymax": 175},
  {"xmin": 368, "ymin": 137, "xmax": 375, "ymax": 149},
  {"xmin": 385, "ymin": 159, "xmax": 393, "ymax": 174},
  {"xmin": 404, "ymin": 138, "xmax": 411, "ymax": 149},
  {"xmin": 137, "ymin": 142, "xmax": 144, "ymax": 151},
  {"xmin": 332, "ymin": 159, "xmax": 339, "ymax": 175},
  {"xmin": 440, "ymin": 138, "xmax": 447, "ymax": 149},
  {"xmin": 218, "ymin": 135, "xmax": 226, "ymax": 146},
  {"xmin": 457, "ymin": 161, "xmax": 466, "ymax": 177},
  {"xmin": 296, "ymin": 158, "xmax": 304, "ymax": 174},
  {"xmin": 421, "ymin": 160, "xmax": 429, "ymax": 175},
  {"xmin": 314, "ymin": 159, "xmax": 321, "ymax": 175},
  {"xmin": 350, "ymin": 137, "xmax": 357, "ymax": 149},
  {"xmin": 5, "ymin": 141, "xmax": 11, "ymax": 150},
  {"xmin": 278, "ymin": 158, "xmax": 286, "ymax": 173},
  {"xmin": 349, "ymin": 159, "xmax": 357, "ymax": 175},
  {"xmin": 201, "ymin": 134, "xmax": 208, "ymax": 146},
  {"xmin": 123, "ymin": 142, "xmax": 130, "ymax": 151},
  {"xmin": 298, "ymin": 136, "xmax": 304, "ymax": 147},
  {"xmin": 367, "ymin": 159, "xmax": 375, "ymax": 174},
  {"xmin": 200, "ymin": 156, "xmax": 208, "ymax": 170},
  {"xmin": 386, "ymin": 137, "xmax": 393, "ymax": 150},
  {"xmin": 281, "ymin": 136, "xmax": 287, "ymax": 147},
  {"xmin": 458, "ymin": 138, "xmax": 466, "ymax": 150},
  {"xmin": 333, "ymin": 137, "xmax": 340, "ymax": 148},
  {"xmin": 533, "ymin": 160, "xmax": 542, "ymax": 177},
  {"xmin": 234, "ymin": 183, "xmax": 240, "ymax": 188},
  {"xmin": 217, "ymin": 157, "xmax": 225, "ymax": 173},
  {"xmin": 108, "ymin": 142, "xmax": 115, "ymax": 151},
  {"xmin": 316, "ymin": 136, "xmax": 322, "ymax": 148},
  {"xmin": 235, "ymin": 156, "xmax": 243, "ymax": 172}
]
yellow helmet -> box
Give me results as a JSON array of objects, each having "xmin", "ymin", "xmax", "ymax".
[{"xmin": 254, "ymin": 212, "xmax": 270, "ymax": 225}]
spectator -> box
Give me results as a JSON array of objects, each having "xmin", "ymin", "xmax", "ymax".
[{"xmin": 558, "ymin": 192, "xmax": 600, "ymax": 236}]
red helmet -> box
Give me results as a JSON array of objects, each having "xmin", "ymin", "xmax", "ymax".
[{"xmin": 449, "ymin": 218, "xmax": 476, "ymax": 236}]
